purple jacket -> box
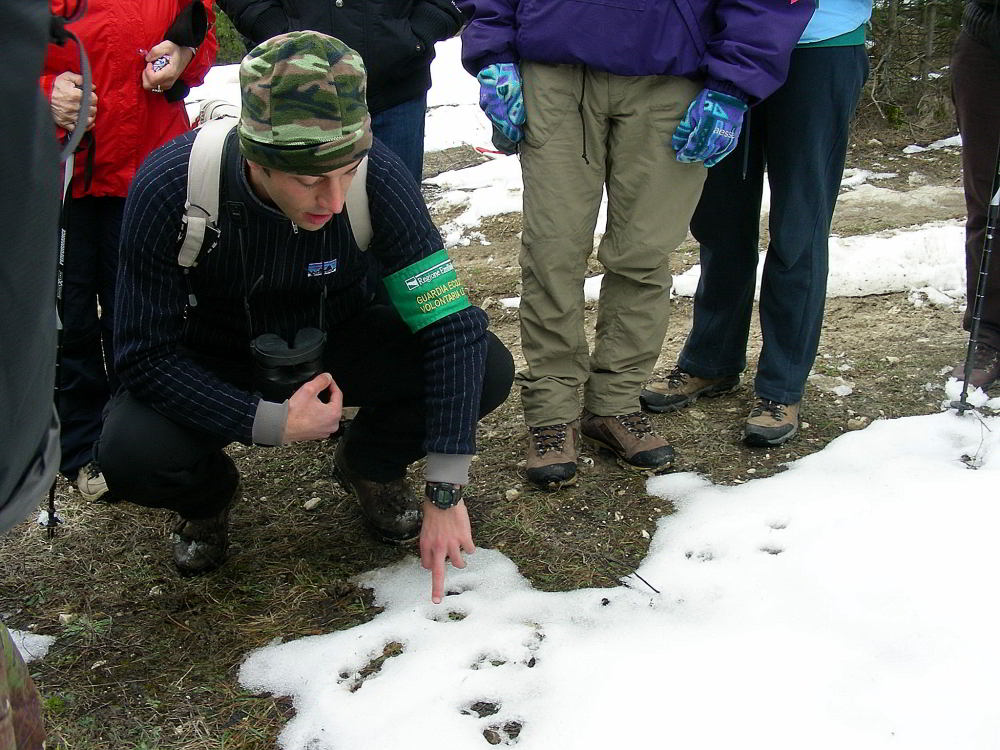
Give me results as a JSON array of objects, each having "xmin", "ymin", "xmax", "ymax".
[{"xmin": 459, "ymin": 0, "xmax": 815, "ymax": 104}]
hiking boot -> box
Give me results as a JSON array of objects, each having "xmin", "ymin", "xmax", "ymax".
[
  {"xmin": 640, "ymin": 367, "xmax": 740, "ymax": 413},
  {"xmin": 951, "ymin": 342, "xmax": 1000, "ymax": 389},
  {"xmin": 744, "ymin": 398, "xmax": 800, "ymax": 447},
  {"xmin": 76, "ymin": 461, "xmax": 113, "ymax": 503},
  {"xmin": 171, "ymin": 488, "xmax": 237, "ymax": 577},
  {"xmin": 525, "ymin": 420, "xmax": 579, "ymax": 490},
  {"xmin": 580, "ymin": 410, "xmax": 674, "ymax": 472},
  {"xmin": 332, "ymin": 442, "xmax": 421, "ymax": 544}
]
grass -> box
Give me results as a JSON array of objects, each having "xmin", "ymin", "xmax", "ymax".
[{"xmin": 0, "ymin": 142, "xmax": 986, "ymax": 749}]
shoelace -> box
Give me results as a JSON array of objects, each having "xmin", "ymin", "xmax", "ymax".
[
  {"xmin": 85, "ymin": 462, "xmax": 102, "ymax": 481},
  {"xmin": 665, "ymin": 367, "xmax": 692, "ymax": 388},
  {"xmin": 750, "ymin": 399, "xmax": 786, "ymax": 420},
  {"xmin": 530, "ymin": 424, "xmax": 568, "ymax": 455},
  {"xmin": 616, "ymin": 411, "xmax": 655, "ymax": 438}
]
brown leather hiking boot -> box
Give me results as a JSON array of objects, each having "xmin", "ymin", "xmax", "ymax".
[
  {"xmin": 332, "ymin": 441, "xmax": 421, "ymax": 544},
  {"xmin": 580, "ymin": 410, "xmax": 674, "ymax": 472},
  {"xmin": 171, "ymin": 487, "xmax": 239, "ymax": 577},
  {"xmin": 640, "ymin": 367, "xmax": 740, "ymax": 413},
  {"xmin": 951, "ymin": 342, "xmax": 1000, "ymax": 389},
  {"xmin": 525, "ymin": 420, "xmax": 579, "ymax": 490},
  {"xmin": 744, "ymin": 398, "xmax": 800, "ymax": 447}
]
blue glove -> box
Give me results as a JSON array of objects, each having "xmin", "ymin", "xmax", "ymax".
[
  {"xmin": 672, "ymin": 88, "xmax": 748, "ymax": 167},
  {"xmin": 477, "ymin": 63, "xmax": 525, "ymax": 150}
]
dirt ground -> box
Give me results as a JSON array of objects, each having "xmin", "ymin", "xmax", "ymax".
[{"xmin": 0, "ymin": 130, "xmax": 988, "ymax": 750}]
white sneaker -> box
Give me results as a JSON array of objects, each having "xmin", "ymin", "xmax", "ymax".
[{"xmin": 76, "ymin": 462, "xmax": 110, "ymax": 502}]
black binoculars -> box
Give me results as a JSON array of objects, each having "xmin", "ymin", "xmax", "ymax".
[{"xmin": 250, "ymin": 327, "xmax": 326, "ymax": 402}]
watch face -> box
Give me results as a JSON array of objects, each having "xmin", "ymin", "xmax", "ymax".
[{"xmin": 427, "ymin": 483, "xmax": 461, "ymax": 509}]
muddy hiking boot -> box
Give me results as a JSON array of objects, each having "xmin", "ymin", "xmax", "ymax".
[
  {"xmin": 580, "ymin": 410, "xmax": 674, "ymax": 472},
  {"xmin": 525, "ymin": 420, "xmax": 579, "ymax": 490},
  {"xmin": 171, "ymin": 487, "xmax": 238, "ymax": 577},
  {"xmin": 640, "ymin": 367, "xmax": 740, "ymax": 413},
  {"xmin": 951, "ymin": 342, "xmax": 1000, "ymax": 389},
  {"xmin": 744, "ymin": 398, "xmax": 800, "ymax": 447},
  {"xmin": 332, "ymin": 441, "xmax": 422, "ymax": 544}
]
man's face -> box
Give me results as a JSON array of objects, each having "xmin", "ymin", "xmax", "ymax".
[{"xmin": 247, "ymin": 158, "xmax": 362, "ymax": 231}]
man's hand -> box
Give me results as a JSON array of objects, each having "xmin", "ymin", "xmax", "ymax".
[
  {"xmin": 283, "ymin": 373, "xmax": 343, "ymax": 443},
  {"xmin": 672, "ymin": 88, "xmax": 748, "ymax": 168},
  {"xmin": 50, "ymin": 72, "xmax": 97, "ymax": 132},
  {"xmin": 477, "ymin": 63, "xmax": 525, "ymax": 155},
  {"xmin": 420, "ymin": 499, "xmax": 475, "ymax": 604},
  {"xmin": 141, "ymin": 41, "xmax": 195, "ymax": 94}
]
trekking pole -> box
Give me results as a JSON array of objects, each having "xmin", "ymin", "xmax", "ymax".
[
  {"xmin": 952, "ymin": 132, "xmax": 1000, "ymax": 415},
  {"xmin": 43, "ymin": 8, "xmax": 93, "ymax": 536},
  {"xmin": 44, "ymin": 150, "xmax": 75, "ymax": 538}
]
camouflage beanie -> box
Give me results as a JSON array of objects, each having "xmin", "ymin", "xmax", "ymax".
[{"xmin": 238, "ymin": 31, "xmax": 372, "ymax": 175}]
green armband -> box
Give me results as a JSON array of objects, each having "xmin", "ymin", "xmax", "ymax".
[{"xmin": 383, "ymin": 249, "xmax": 471, "ymax": 332}]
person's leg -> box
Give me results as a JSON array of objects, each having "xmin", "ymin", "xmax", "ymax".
[
  {"xmin": 325, "ymin": 305, "xmax": 513, "ymax": 481},
  {"xmin": 57, "ymin": 196, "xmax": 112, "ymax": 477},
  {"xmin": 97, "ymin": 197, "xmax": 124, "ymax": 395},
  {"xmin": 952, "ymin": 32, "xmax": 1000, "ymax": 352},
  {"xmin": 754, "ymin": 44, "xmax": 868, "ymax": 405},
  {"xmin": 517, "ymin": 61, "xmax": 609, "ymax": 427},
  {"xmin": 678, "ymin": 106, "xmax": 768, "ymax": 379},
  {"xmin": 370, "ymin": 94, "xmax": 428, "ymax": 183},
  {"xmin": 96, "ymin": 391, "xmax": 238, "ymax": 519},
  {"xmin": 586, "ymin": 71, "xmax": 704, "ymax": 415}
]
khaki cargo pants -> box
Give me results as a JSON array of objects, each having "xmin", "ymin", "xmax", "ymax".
[{"xmin": 516, "ymin": 61, "xmax": 706, "ymax": 426}]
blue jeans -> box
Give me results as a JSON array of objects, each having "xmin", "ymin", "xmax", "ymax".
[
  {"xmin": 371, "ymin": 94, "xmax": 427, "ymax": 183},
  {"xmin": 679, "ymin": 45, "xmax": 869, "ymax": 405}
]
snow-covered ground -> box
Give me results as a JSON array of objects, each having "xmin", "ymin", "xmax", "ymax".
[{"xmin": 88, "ymin": 39, "xmax": 999, "ymax": 749}]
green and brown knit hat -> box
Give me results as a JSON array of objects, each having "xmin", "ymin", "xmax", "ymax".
[{"xmin": 238, "ymin": 31, "xmax": 372, "ymax": 175}]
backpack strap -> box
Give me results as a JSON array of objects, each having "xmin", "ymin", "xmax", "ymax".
[
  {"xmin": 178, "ymin": 116, "xmax": 372, "ymax": 269},
  {"xmin": 178, "ymin": 118, "xmax": 235, "ymax": 268},
  {"xmin": 346, "ymin": 155, "xmax": 371, "ymax": 252}
]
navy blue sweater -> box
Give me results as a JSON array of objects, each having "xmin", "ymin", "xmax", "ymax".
[{"xmin": 116, "ymin": 133, "xmax": 488, "ymax": 463}]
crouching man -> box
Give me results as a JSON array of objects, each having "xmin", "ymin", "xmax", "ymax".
[{"xmin": 97, "ymin": 31, "xmax": 514, "ymax": 603}]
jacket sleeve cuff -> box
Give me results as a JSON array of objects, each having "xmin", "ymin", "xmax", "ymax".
[
  {"xmin": 425, "ymin": 452, "xmax": 473, "ymax": 485},
  {"xmin": 410, "ymin": 2, "xmax": 461, "ymax": 45},
  {"xmin": 703, "ymin": 78, "xmax": 749, "ymax": 104},
  {"xmin": 252, "ymin": 399, "xmax": 288, "ymax": 446}
]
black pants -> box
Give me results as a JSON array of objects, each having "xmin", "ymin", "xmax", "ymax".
[
  {"xmin": 953, "ymin": 31, "xmax": 1000, "ymax": 349},
  {"xmin": 681, "ymin": 44, "xmax": 869, "ymax": 404},
  {"xmin": 97, "ymin": 306, "xmax": 514, "ymax": 519},
  {"xmin": 58, "ymin": 196, "xmax": 123, "ymax": 475}
]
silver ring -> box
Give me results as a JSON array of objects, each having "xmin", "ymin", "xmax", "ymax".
[{"xmin": 151, "ymin": 86, "xmax": 163, "ymax": 94}]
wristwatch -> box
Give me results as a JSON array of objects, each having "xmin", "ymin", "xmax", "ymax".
[{"xmin": 425, "ymin": 482, "xmax": 463, "ymax": 510}]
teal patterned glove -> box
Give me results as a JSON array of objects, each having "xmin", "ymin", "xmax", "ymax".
[{"xmin": 672, "ymin": 89, "xmax": 748, "ymax": 167}]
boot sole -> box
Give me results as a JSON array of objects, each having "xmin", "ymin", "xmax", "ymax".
[
  {"xmin": 640, "ymin": 381, "xmax": 740, "ymax": 414},
  {"xmin": 525, "ymin": 473, "xmax": 578, "ymax": 492},
  {"xmin": 743, "ymin": 424, "xmax": 798, "ymax": 447},
  {"xmin": 581, "ymin": 435, "xmax": 674, "ymax": 474}
]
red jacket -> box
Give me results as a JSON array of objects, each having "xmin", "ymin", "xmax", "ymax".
[{"xmin": 42, "ymin": 1, "xmax": 217, "ymax": 199}]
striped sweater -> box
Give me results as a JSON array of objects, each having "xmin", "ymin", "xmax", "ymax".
[{"xmin": 115, "ymin": 133, "xmax": 488, "ymax": 471}]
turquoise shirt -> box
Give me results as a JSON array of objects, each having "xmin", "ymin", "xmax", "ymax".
[{"xmin": 799, "ymin": 0, "xmax": 872, "ymax": 45}]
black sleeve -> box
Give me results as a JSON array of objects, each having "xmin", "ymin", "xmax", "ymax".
[
  {"xmin": 410, "ymin": 0, "xmax": 465, "ymax": 46},
  {"xmin": 217, "ymin": 0, "xmax": 289, "ymax": 45},
  {"xmin": 165, "ymin": 0, "xmax": 209, "ymax": 48}
]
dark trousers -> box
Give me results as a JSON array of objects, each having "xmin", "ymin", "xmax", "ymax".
[
  {"xmin": 679, "ymin": 45, "xmax": 869, "ymax": 404},
  {"xmin": 96, "ymin": 306, "xmax": 514, "ymax": 519},
  {"xmin": 58, "ymin": 195, "xmax": 123, "ymax": 475},
  {"xmin": 953, "ymin": 31, "xmax": 1000, "ymax": 350},
  {"xmin": 371, "ymin": 94, "xmax": 428, "ymax": 183}
]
